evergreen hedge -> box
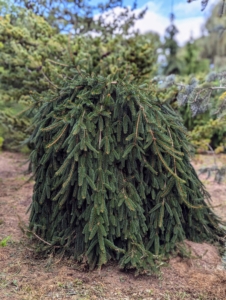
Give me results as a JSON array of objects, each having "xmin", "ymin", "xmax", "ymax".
[{"xmin": 28, "ymin": 72, "xmax": 225, "ymax": 273}]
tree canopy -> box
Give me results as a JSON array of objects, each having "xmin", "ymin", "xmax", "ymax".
[{"xmin": 13, "ymin": 0, "xmax": 146, "ymax": 35}]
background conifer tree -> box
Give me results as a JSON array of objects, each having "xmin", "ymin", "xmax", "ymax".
[
  {"xmin": 181, "ymin": 37, "xmax": 209, "ymax": 76},
  {"xmin": 163, "ymin": 13, "xmax": 183, "ymax": 75}
]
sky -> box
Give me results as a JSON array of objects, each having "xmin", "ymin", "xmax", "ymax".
[
  {"xmin": 96, "ymin": 0, "xmax": 219, "ymax": 45},
  {"xmin": 131, "ymin": 0, "xmax": 219, "ymax": 44}
]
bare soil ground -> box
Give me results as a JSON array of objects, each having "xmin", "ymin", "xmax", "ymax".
[{"xmin": 0, "ymin": 151, "xmax": 226, "ymax": 300}]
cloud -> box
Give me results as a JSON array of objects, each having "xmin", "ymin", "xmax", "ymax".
[
  {"xmin": 175, "ymin": 17, "xmax": 205, "ymax": 44},
  {"xmin": 134, "ymin": 10, "xmax": 204, "ymax": 45},
  {"xmin": 144, "ymin": 1, "xmax": 164, "ymax": 12},
  {"xmin": 174, "ymin": 0, "xmax": 220, "ymax": 18},
  {"xmin": 133, "ymin": 0, "xmax": 218, "ymax": 45},
  {"xmin": 134, "ymin": 9, "xmax": 169, "ymax": 38},
  {"xmin": 174, "ymin": 1, "xmax": 203, "ymax": 17}
]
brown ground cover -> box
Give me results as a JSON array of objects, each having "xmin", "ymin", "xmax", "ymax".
[{"xmin": 0, "ymin": 151, "xmax": 226, "ymax": 300}]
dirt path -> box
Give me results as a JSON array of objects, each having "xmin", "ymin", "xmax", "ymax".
[{"xmin": 0, "ymin": 152, "xmax": 226, "ymax": 300}]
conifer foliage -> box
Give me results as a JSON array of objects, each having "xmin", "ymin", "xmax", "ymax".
[{"xmin": 29, "ymin": 71, "xmax": 224, "ymax": 273}]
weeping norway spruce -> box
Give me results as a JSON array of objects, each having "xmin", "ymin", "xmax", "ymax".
[{"xmin": 28, "ymin": 73, "xmax": 224, "ymax": 273}]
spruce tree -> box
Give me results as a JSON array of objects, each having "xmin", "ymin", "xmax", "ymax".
[
  {"xmin": 28, "ymin": 70, "xmax": 225, "ymax": 273},
  {"xmin": 163, "ymin": 13, "xmax": 183, "ymax": 75}
]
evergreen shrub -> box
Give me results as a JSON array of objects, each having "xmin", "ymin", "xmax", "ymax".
[{"xmin": 28, "ymin": 72, "xmax": 225, "ymax": 273}]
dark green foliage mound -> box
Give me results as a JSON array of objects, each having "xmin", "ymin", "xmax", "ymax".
[{"xmin": 29, "ymin": 73, "xmax": 225, "ymax": 273}]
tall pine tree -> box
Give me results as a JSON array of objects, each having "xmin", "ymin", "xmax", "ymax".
[{"xmin": 163, "ymin": 13, "xmax": 183, "ymax": 75}]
